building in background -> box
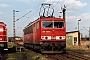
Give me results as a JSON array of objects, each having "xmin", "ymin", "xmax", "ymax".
[{"xmin": 66, "ymin": 31, "xmax": 81, "ymax": 45}]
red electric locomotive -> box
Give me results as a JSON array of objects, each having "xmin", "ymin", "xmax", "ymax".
[
  {"xmin": 0, "ymin": 22, "xmax": 8, "ymax": 51},
  {"xmin": 23, "ymin": 3, "xmax": 66, "ymax": 53},
  {"xmin": 15, "ymin": 37, "xmax": 23, "ymax": 45}
]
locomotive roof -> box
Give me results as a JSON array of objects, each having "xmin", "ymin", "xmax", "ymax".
[
  {"xmin": 0, "ymin": 21, "xmax": 6, "ymax": 26},
  {"xmin": 24, "ymin": 17, "xmax": 64, "ymax": 29},
  {"xmin": 0, "ymin": 21, "xmax": 4, "ymax": 24}
]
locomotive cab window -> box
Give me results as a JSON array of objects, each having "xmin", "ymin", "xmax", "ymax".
[
  {"xmin": 54, "ymin": 22, "xmax": 64, "ymax": 28},
  {"xmin": 42, "ymin": 21, "xmax": 64, "ymax": 28},
  {"xmin": 42, "ymin": 21, "xmax": 53, "ymax": 28}
]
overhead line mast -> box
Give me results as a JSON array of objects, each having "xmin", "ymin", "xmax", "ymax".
[{"xmin": 13, "ymin": 10, "xmax": 31, "ymax": 42}]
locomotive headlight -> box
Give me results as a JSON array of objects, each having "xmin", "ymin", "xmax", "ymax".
[
  {"xmin": 59, "ymin": 36, "xmax": 62, "ymax": 39},
  {"xmin": 62, "ymin": 36, "xmax": 65, "ymax": 39},
  {"xmin": 0, "ymin": 44, "xmax": 4, "ymax": 47},
  {"xmin": 45, "ymin": 36, "xmax": 48, "ymax": 39},
  {"xmin": 0, "ymin": 38, "xmax": 2, "ymax": 40},
  {"xmin": 41, "ymin": 36, "xmax": 51, "ymax": 40},
  {"xmin": 56, "ymin": 36, "xmax": 65, "ymax": 40},
  {"xmin": 0, "ymin": 29, "xmax": 3, "ymax": 32}
]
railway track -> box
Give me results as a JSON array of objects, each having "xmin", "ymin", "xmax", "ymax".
[{"xmin": 44, "ymin": 51, "xmax": 90, "ymax": 60}]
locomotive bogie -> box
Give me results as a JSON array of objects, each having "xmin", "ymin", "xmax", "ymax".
[{"xmin": 40, "ymin": 42, "xmax": 66, "ymax": 53}]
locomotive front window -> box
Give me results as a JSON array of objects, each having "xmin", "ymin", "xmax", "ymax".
[
  {"xmin": 42, "ymin": 21, "xmax": 53, "ymax": 28},
  {"xmin": 54, "ymin": 22, "xmax": 64, "ymax": 28}
]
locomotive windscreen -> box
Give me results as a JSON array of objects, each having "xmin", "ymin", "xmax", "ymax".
[
  {"xmin": 42, "ymin": 21, "xmax": 53, "ymax": 28},
  {"xmin": 54, "ymin": 22, "xmax": 64, "ymax": 28},
  {"xmin": 42, "ymin": 21, "xmax": 64, "ymax": 28}
]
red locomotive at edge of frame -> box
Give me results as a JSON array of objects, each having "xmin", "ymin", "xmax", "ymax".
[
  {"xmin": 23, "ymin": 3, "xmax": 66, "ymax": 54},
  {"xmin": 0, "ymin": 22, "xmax": 8, "ymax": 51}
]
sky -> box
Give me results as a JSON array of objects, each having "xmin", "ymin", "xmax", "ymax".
[{"xmin": 0, "ymin": 0, "xmax": 90, "ymax": 37}]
